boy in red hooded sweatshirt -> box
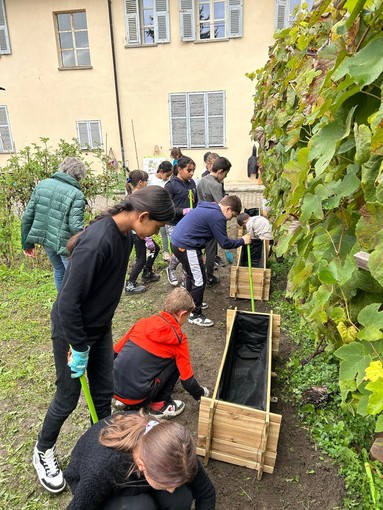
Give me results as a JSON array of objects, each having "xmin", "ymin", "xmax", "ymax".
[{"xmin": 113, "ymin": 287, "xmax": 209, "ymax": 418}]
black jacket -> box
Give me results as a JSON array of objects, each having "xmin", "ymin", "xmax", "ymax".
[
  {"xmin": 247, "ymin": 145, "xmax": 259, "ymax": 177},
  {"xmin": 165, "ymin": 177, "xmax": 197, "ymax": 225}
]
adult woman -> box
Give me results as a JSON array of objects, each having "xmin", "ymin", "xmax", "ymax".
[
  {"xmin": 21, "ymin": 156, "xmax": 86, "ymax": 290},
  {"xmin": 65, "ymin": 411, "xmax": 216, "ymax": 510},
  {"xmin": 33, "ymin": 186, "xmax": 175, "ymax": 494}
]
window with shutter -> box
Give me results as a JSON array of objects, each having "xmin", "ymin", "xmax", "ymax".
[
  {"xmin": 77, "ymin": 121, "xmax": 102, "ymax": 149},
  {"xmin": 0, "ymin": 0, "xmax": 11, "ymax": 54},
  {"xmin": 180, "ymin": 0, "xmax": 242, "ymax": 41},
  {"xmin": 125, "ymin": 0, "xmax": 169, "ymax": 46},
  {"xmin": 0, "ymin": 106, "xmax": 14, "ymax": 153},
  {"xmin": 275, "ymin": 0, "xmax": 313, "ymax": 29},
  {"xmin": 169, "ymin": 91, "xmax": 225, "ymax": 148}
]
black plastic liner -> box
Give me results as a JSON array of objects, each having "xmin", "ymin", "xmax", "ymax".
[
  {"xmin": 217, "ymin": 311, "xmax": 270, "ymax": 411},
  {"xmin": 240, "ymin": 239, "xmax": 264, "ymax": 268}
]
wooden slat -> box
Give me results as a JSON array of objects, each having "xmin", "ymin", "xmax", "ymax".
[
  {"xmin": 354, "ymin": 251, "xmax": 370, "ymax": 271},
  {"xmin": 230, "ymin": 267, "xmax": 271, "ymax": 301}
]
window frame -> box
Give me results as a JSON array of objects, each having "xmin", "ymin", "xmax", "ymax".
[
  {"xmin": 76, "ymin": 120, "xmax": 103, "ymax": 150},
  {"xmin": 0, "ymin": 0, "xmax": 11, "ymax": 54},
  {"xmin": 169, "ymin": 90, "xmax": 226, "ymax": 149},
  {"xmin": 0, "ymin": 105, "xmax": 14, "ymax": 153},
  {"xmin": 275, "ymin": 0, "xmax": 313, "ymax": 30},
  {"xmin": 55, "ymin": 10, "xmax": 91, "ymax": 69},
  {"xmin": 179, "ymin": 0, "xmax": 242, "ymax": 42},
  {"xmin": 125, "ymin": 0, "xmax": 170, "ymax": 46}
]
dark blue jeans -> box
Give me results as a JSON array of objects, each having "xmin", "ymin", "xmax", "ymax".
[{"xmin": 37, "ymin": 319, "xmax": 114, "ymax": 451}]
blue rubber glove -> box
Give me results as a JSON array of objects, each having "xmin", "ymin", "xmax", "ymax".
[{"xmin": 68, "ymin": 346, "xmax": 90, "ymax": 378}]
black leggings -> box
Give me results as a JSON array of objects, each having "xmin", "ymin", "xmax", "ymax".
[
  {"xmin": 102, "ymin": 484, "xmax": 193, "ymax": 510},
  {"xmin": 128, "ymin": 235, "xmax": 160, "ymax": 283}
]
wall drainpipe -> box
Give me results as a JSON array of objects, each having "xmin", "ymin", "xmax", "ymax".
[{"xmin": 107, "ymin": 0, "xmax": 127, "ymax": 172}]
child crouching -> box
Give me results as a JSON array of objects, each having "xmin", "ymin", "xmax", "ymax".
[{"xmin": 113, "ymin": 288, "xmax": 209, "ymax": 418}]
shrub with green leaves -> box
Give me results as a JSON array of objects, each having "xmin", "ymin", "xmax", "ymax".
[{"xmin": 249, "ymin": 0, "xmax": 383, "ymax": 430}]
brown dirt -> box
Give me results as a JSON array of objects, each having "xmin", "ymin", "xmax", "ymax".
[{"xmin": 116, "ymin": 251, "xmax": 346, "ymax": 510}]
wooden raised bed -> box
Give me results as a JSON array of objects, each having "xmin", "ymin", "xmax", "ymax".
[
  {"xmin": 230, "ymin": 239, "xmax": 271, "ymax": 301},
  {"xmin": 197, "ymin": 309, "xmax": 282, "ymax": 479}
]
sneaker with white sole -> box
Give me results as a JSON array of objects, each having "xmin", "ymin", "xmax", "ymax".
[
  {"xmin": 188, "ymin": 313, "xmax": 214, "ymax": 327},
  {"xmin": 201, "ymin": 302, "xmax": 209, "ymax": 310},
  {"xmin": 125, "ymin": 281, "xmax": 146, "ymax": 294},
  {"xmin": 149, "ymin": 399, "xmax": 185, "ymax": 419},
  {"xmin": 166, "ymin": 267, "xmax": 179, "ymax": 286},
  {"xmin": 33, "ymin": 443, "xmax": 66, "ymax": 493}
]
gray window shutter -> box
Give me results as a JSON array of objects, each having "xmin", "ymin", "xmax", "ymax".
[
  {"xmin": 179, "ymin": 0, "xmax": 195, "ymax": 42},
  {"xmin": 77, "ymin": 122, "xmax": 90, "ymax": 149},
  {"xmin": 189, "ymin": 93, "xmax": 206, "ymax": 148},
  {"xmin": 170, "ymin": 94, "xmax": 188, "ymax": 147},
  {"xmin": 227, "ymin": 0, "xmax": 243, "ymax": 38},
  {"xmin": 207, "ymin": 92, "xmax": 225, "ymax": 147},
  {"xmin": 0, "ymin": 0, "xmax": 11, "ymax": 54},
  {"xmin": 0, "ymin": 105, "xmax": 13, "ymax": 152},
  {"xmin": 275, "ymin": 0, "xmax": 288, "ymax": 30},
  {"xmin": 125, "ymin": 0, "xmax": 141, "ymax": 45},
  {"xmin": 89, "ymin": 121, "xmax": 102, "ymax": 148},
  {"xmin": 155, "ymin": 0, "xmax": 170, "ymax": 43}
]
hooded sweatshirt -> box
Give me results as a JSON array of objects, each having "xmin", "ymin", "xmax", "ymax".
[
  {"xmin": 171, "ymin": 202, "xmax": 245, "ymax": 250},
  {"xmin": 114, "ymin": 311, "xmax": 204, "ymax": 401}
]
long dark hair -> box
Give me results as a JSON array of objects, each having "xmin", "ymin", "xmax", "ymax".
[{"xmin": 67, "ymin": 186, "xmax": 174, "ymax": 254}]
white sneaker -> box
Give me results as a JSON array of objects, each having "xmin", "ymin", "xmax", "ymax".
[
  {"xmin": 166, "ymin": 267, "xmax": 179, "ymax": 286},
  {"xmin": 188, "ymin": 313, "xmax": 214, "ymax": 327},
  {"xmin": 201, "ymin": 302, "xmax": 209, "ymax": 310},
  {"xmin": 149, "ymin": 400, "xmax": 185, "ymax": 419},
  {"xmin": 33, "ymin": 443, "xmax": 66, "ymax": 493}
]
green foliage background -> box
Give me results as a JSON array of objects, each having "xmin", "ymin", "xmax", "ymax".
[{"xmin": 249, "ymin": 0, "xmax": 383, "ymax": 429}]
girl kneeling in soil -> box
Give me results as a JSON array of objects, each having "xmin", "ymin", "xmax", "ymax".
[
  {"xmin": 33, "ymin": 186, "xmax": 175, "ymax": 495},
  {"xmin": 113, "ymin": 287, "xmax": 209, "ymax": 418},
  {"xmin": 64, "ymin": 411, "xmax": 216, "ymax": 510}
]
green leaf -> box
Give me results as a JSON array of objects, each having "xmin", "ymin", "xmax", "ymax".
[
  {"xmin": 375, "ymin": 414, "xmax": 383, "ymax": 433},
  {"xmin": 366, "ymin": 378, "xmax": 383, "ymax": 414},
  {"xmin": 354, "ymin": 124, "xmax": 372, "ymax": 164},
  {"xmin": 357, "ymin": 303, "xmax": 383, "ymax": 341},
  {"xmin": 301, "ymin": 193, "xmax": 324, "ymax": 223},
  {"xmin": 355, "ymin": 203, "xmax": 383, "ymax": 251},
  {"xmin": 332, "ymin": 34, "xmax": 383, "ymax": 87},
  {"xmin": 369, "ymin": 240, "xmax": 383, "ymax": 287},
  {"xmin": 335, "ymin": 341, "xmax": 371, "ymax": 387}
]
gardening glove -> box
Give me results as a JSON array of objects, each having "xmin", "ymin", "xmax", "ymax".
[
  {"xmin": 68, "ymin": 346, "xmax": 90, "ymax": 378},
  {"xmin": 202, "ymin": 386, "xmax": 210, "ymax": 397},
  {"xmin": 145, "ymin": 237, "xmax": 155, "ymax": 251},
  {"xmin": 182, "ymin": 208, "xmax": 191, "ymax": 215}
]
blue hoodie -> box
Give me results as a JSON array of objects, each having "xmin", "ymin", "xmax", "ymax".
[{"xmin": 171, "ymin": 202, "xmax": 244, "ymax": 250}]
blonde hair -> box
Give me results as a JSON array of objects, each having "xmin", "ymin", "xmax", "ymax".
[
  {"xmin": 164, "ymin": 288, "xmax": 195, "ymax": 315},
  {"xmin": 99, "ymin": 411, "xmax": 198, "ymax": 487}
]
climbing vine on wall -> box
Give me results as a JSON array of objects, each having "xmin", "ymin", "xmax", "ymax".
[{"xmin": 249, "ymin": 0, "xmax": 383, "ymax": 429}]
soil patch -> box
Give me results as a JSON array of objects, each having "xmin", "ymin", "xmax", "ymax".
[{"xmin": 114, "ymin": 249, "xmax": 346, "ymax": 509}]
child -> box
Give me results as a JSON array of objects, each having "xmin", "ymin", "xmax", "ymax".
[
  {"xmin": 237, "ymin": 212, "xmax": 273, "ymax": 268},
  {"xmin": 148, "ymin": 161, "xmax": 174, "ymax": 261},
  {"xmin": 64, "ymin": 411, "xmax": 216, "ymax": 509},
  {"xmin": 197, "ymin": 156, "xmax": 231, "ymax": 285},
  {"xmin": 165, "ymin": 156, "xmax": 198, "ymax": 286},
  {"xmin": 125, "ymin": 170, "xmax": 161, "ymax": 293},
  {"xmin": 33, "ymin": 186, "xmax": 175, "ymax": 494},
  {"xmin": 113, "ymin": 287, "xmax": 209, "ymax": 418},
  {"xmin": 171, "ymin": 196, "xmax": 251, "ymax": 327}
]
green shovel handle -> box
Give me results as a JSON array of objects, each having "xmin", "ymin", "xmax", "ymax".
[
  {"xmin": 80, "ymin": 375, "xmax": 99, "ymax": 424},
  {"xmin": 247, "ymin": 244, "xmax": 255, "ymax": 312}
]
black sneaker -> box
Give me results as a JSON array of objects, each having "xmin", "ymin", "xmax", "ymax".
[
  {"xmin": 142, "ymin": 269, "xmax": 160, "ymax": 283},
  {"xmin": 206, "ymin": 275, "xmax": 220, "ymax": 287},
  {"xmin": 149, "ymin": 399, "xmax": 185, "ymax": 419},
  {"xmin": 33, "ymin": 443, "xmax": 66, "ymax": 493},
  {"xmin": 125, "ymin": 281, "xmax": 146, "ymax": 294},
  {"xmin": 166, "ymin": 267, "xmax": 179, "ymax": 286},
  {"xmin": 188, "ymin": 313, "xmax": 214, "ymax": 327},
  {"xmin": 214, "ymin": 255, "xmax": 226, "ymax": 267}
]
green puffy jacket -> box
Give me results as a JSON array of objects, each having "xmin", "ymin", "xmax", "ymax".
[{"xmin": 21, "ymin": 171, "xmax": 85, "ymax": 256}]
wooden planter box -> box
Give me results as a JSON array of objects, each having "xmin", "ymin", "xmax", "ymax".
[
  {"xmin": 196, "ymin": 309, "xmax": 282, "ymax": 479},
  {"xmin": 230, "ymin": 240, "xmax": 271, "ymax": 301}
]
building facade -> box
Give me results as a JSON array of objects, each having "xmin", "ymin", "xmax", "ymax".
[{"xmin": 0, "ymin": 0, "xmax": 312, "ymax": 183}]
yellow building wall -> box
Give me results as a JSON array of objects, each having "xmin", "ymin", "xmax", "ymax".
[{"xmin": 0, "ymin": 0, "xmax": 275, "ymax": 183}]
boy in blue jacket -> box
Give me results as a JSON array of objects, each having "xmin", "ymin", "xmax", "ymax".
[{"xmin": 171, "ymin": 195, "xmax": 251, "ymax": 327}]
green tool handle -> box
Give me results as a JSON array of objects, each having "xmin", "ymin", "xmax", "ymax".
[
  {"xmin": 188, "ymin": 189, "xmax": 193, "ymax": 209},
  {"xmin": 80, "ymin": 375, "xmax": 99, "ymax": 424},
  {"xmin": 247, "ymin": 244, "xmax": 255, "ymax": 312}
]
